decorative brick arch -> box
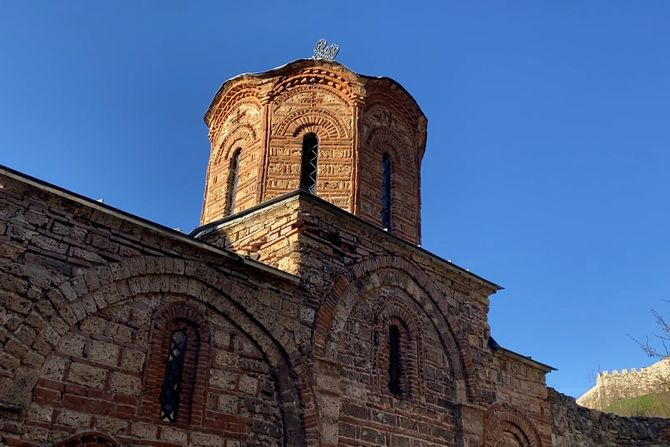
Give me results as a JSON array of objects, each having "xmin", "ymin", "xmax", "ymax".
[
  {"xmin": 276, "ymin": 107, "xmax": 349, "ymax": 140},
  {"xmin": 11, "ymin": 257, "xmax": 308, "ymax": 447},
  {"xmin": 270, "ymin": 67, "xmax": 359, "ymax": 105},
  {"xmin": 371, "ymin": 296, "xmax": 423, "ymax": 399},
  {"xmin": 362, "ymin": 86, "xmax": 424, "ymax": 135},
  {"xmin": 483, "ymin": 403, "xmax": 543, "ymax": 447},
  {"xmin": 54, "ymin": 431, "xmax": 120, "ymax": 447},
  {"xmin": 139, "ymin": 302, "xmax": 212, "ymax": 428},
  {"xmin": 215, "ymin": 122, "xmax": 259, "ymax": 163},
  {"xmin": 365, "ymin": 126, "xmax": 416, "ymax": 172},
  {"xmin": 313, "ymin": 255, "xmax": 480, "ymax": 404},
  {"xmin": 208, "ymin": 82, "xmax": 262, "ymax": 136}
]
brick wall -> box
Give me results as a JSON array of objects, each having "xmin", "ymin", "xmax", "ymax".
[
  {"xmin": 1, "ymin": 164, "xmax": 554, "ymax": 447},
  {"xmin": 199, "ymin": 191, "xmax": 554, "ymax": 446},
  {"xmin": 201, "ymin": 59, "xmax": 426, "ymax": 244},
  {"xmin": 27, "ymin": 298, "xmax": 283, "ymax": 447},
  {"xmin": 0, "ymin": 169, "xmax": 309, "ymax": 447}
]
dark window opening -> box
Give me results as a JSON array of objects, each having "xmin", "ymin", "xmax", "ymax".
[
  {"xmin": 160, "ymin": 329, "xmax": 187, "ymax": 422},
  {"xmin": 300, "ymin": 133, "xmax": 319, "ymax": 194},
  {"xmin": 388, "ymin": 325, "xmax": 402, "ymax": 396},
  {"xmin": 226, "ymin": 148, "xmax": 241, "ymax": 215},
  {"xmin": 381, "ymin": 152, "xmax": 392, "ymax": 229}
]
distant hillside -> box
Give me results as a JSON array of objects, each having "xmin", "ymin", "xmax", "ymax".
[
  {"xmin": 578, "ymin": 358, "xmax": 670, "ymax": 417},
  {"xmin": 604, "ymin": 391, "xmax": 670, "ymax": 418}
]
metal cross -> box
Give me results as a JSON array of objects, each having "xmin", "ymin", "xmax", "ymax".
[{"xmin": 313, "ymin": 39, "xmax": 340, "ymax": 61}]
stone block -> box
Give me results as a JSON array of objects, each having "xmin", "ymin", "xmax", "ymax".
[
  {"xmin": 160, "ymin": 426, "xmax": 187, "ymax": 444},
  {"xmin": 57, "ymin": 409, "xmax": 90, "ymax": 427},
  {"xmin": 120, "ymin": 348, "xmax": 146, "ymax": 373},
  {"xmin": 87, "ymin": 340, "xmax": 120, "ymax": 366},
  {"xmin": 209, "ymin": 369, "xmax": 238, "ymax": 390},
  {"xmin": 109, "ymin": 371, "xmax": 141, "ymax": 397},
  {"xmin": 131, "ymin": 422, "xmax": 157, "ymax": 438},
  {"xmin": 218, "ymin": 394, "xmax": 238, "ymax": 413},
  {"xmin": 95, "ymin": 416, "xmax": 128, "ymax": 435},
  {"xmin": 238, "ymin": 375, "xmax": 259, "ymax": 395},
  {"xmin": 59, "ymin": 334, "xmax": 86, "ymax": 357},
  {"xmin": 191, "ymin": 432, "xmax": 225, "ymax": 447},
  {"xmin": 68, "ymin": 362, "xmax": 107, "ymax": 389}
]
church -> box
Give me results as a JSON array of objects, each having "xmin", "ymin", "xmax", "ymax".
[{"xmin": 0, "ymin": 53, "xmax": 667, "ymax": 446}]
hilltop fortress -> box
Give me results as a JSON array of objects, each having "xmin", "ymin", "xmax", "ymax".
[{"xmin": 578, "ymin": 358, "xmax": 670, "ymax": 411}]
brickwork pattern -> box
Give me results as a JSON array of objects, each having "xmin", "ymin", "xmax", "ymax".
[
  {"xmin": 28, "ymin": 297, "xmax": 283, "ymax": 447},
  {"xmin": 201, "ymin": 60, "xmax": 427, "ymax": 244},
  {"xmin": 201, "ymin": 192, "xmax": 553, "ymax": 447},
  {"xmin": 1, "ymin": 54, "xmax": 556, "ymax": 446},
  {"xmin": 336, "ymin": 284, "xmax": 457, "ymax": 446},
  {"xmin": 0, "ymin": 172, "xmax": 309, "ymax": 447}
]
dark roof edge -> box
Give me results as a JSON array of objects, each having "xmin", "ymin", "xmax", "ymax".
[
  {"xmin": 205, "ymin": 58, "xmax": 426, "ymax": 126},
  {"xmin": 192, "ymin": 190, "xmax": 503, "ymax": 292},
  {"xmin": 190, "ymin": 190, "xmax": 304, "ymax": 237},
  {"xmin": 489, "ymin": 337, "xmax": 556, "ymax": 372},
  {"xmin": 0, "ymin": 164, "xmax": 299, "ymax": 284}
]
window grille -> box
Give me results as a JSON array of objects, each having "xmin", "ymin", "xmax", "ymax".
[
  {"xmin": 160, "ymin": 330, "xmax": 187, "ymax": 422},
  {"xmin": 388, "ymin": 325, "xmax": 402, "ymax": 396},
  {"xmin": 300, "ymin": 133, "xmax": 319, "ymax": 194},
  {"xmin": 226, "ymin": 149, "xmax": 241, "ymax": 215},
  {"xmin": 381, "ymin": 153, "xmax": 392, "ymax": 229}
]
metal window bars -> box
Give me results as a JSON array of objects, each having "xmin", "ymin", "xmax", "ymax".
[
  {"xmin": 300, "ymin": 134, "xmax": 319, "ymax": 194},
  {"xmin": 226, "ymin": 149, "xmax": 241, "ymax": 215},
  {"xmin": 381, "ymin": 153, "xmax": 392, "ymax": 230},
  {"xmin": 388, "ymin": 325, "xmax": 402, "ymax": 396},
  {"xmin": 159, "ymin": 330, "xmax": 187, "ymax": 422}
]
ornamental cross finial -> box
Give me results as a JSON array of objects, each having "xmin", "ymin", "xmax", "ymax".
[{"xmin": 312, "ymin": 38, "xmax": 340, "ymax": 61}]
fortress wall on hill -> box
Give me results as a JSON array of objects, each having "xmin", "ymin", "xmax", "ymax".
[
  {"xmin": 578, "ymin": 358, "xmax": 670, "ymax": 410},
  {"xmin": 550, "ymin": 388, "xmax": 670, "ymax": 446}
]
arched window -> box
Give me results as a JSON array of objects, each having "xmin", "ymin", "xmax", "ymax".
[
  {"xmin": 140, "ymin": 304, "xmax": 210, "ymax": 427},
  {"xmin": 388, "ymin": 324, "xmax": 402, "ymax": 396},
  {"xmin": 160, "ymin": 329, "xmax": 188, "ymax": 422},
  {"xmin": 226, "ymin": 148, "xmax": 241, "ymax": 215},
  {"xmin": 381, "ymin": 152, "xmax": 392, "ymax": 229},
  {"xmin": 300, "ymin": 133, "xmax": 319, "ymax": 194}
]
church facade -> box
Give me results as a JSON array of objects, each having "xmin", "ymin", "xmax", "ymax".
[{"xmin": 1, "ymin": 58, "xmax": 666, "ymax": 447}]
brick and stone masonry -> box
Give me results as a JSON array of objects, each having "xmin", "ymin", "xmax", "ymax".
[
  {"xmin": 201, "ymin": 60, "xmax": 426, "ymax": 244},
  {"xmin": 1, "ymin": 58, "xmax": 668, "ymax": 447}
]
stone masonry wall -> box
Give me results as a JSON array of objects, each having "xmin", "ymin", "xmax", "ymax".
[
  {"xmin": 578, "ymin": 358, "xmax": 670, "ymax": 411},
  {"xmin": 3, "ymin": 164, "xmax": 555, "ymax": 447},
  {"xmin": 27, "ymin": 298, "xmax": 284, "ymax": 446},
  {"xmin": 550, "ymin": 388, "xmax": 670, "ymax": 446},
  {"xmin": 489, "ymin": 352, "xmax": 552, "ymax": 433},
  {"xmin": 0, "ymin": 169, "xmax": 312, "ymax": 447},
  {"xmin": 200, "ymin": 192, "xmax": 553, "ymax": 447}
]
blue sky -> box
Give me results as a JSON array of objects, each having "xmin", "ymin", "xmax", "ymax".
[{"xmin": 2, "ymin": 1, "xmax": 669, "ymax": 397}]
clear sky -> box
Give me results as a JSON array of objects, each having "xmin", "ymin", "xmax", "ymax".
[{"xmin": 1, "ymin": 1, "xmax": 669, "ymax": 398}]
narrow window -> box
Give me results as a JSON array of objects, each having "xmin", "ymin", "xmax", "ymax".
[
  {"xmin": 381, "ymin": 153, "xmax": 392, "ymax": 229},
  {"xmin": 300, "ymin": 133, "xmax": 319, "ymax": 194},
  {"xmin": 388, "ymin": 325, "xmax": 402, "ymax": 396},
  {"xmin": 226, "ymin": 148, "xmax": 241, "ymax": 215},
  {"xmin": 160, "ymin": 329, "xmax": 187, "ymax": 422}
]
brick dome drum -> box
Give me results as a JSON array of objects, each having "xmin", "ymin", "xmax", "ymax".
[{"xmin": 201, "ymin": 59, "xmax": 427, "ymax": 244}]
